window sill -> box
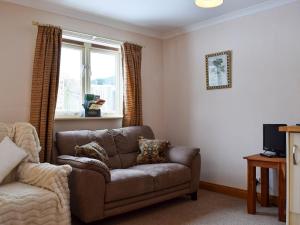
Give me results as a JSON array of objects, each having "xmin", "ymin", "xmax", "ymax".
[{"xmin": 55, "ymin": 116, "xmax": 123, "ymax": 121}]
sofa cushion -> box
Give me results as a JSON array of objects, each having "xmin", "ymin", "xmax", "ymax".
[
  {"xmin": 111, "ymin": 126, "xmax": 155, "ymax": 168},
  {"xmin": 0, "ymin": 123, "xmax": 16, "ymax": 184},
  {"xmin": 0, "ymin": 137, "xmax": 27, "ymax": 183},
  {"xmin": 75, "ymin": 141, "xmax": 110, "ymax": 167},
  {"xmin": 56, "ymin": 130, "xmax": 121, "ymax": 169},
  {"xmin": 130, "ymin": 163, "xmax": 191, "ymax": 191},
  {"xmin": 105, "ymin": 169, "xmax": 154, "ymax": 202},
  {"xmin": 0, "ymin": 182, "xmax": 61, "ymax": 224},
  {"xmin": 137, "ymin": 138, "xmax": 169, "ymax": 164}
]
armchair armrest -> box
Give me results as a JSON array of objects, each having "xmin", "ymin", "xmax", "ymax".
[
  {"xmin": 167, "ymin": 146, "xmax": 200, "ymax": 167},
  {"xmin": 17, "ymin": 162, "xmax": 72, "ymax": 209},
  {"xmin": 57, "ymin": 155, "xmax": 111, "ymax": 182}
]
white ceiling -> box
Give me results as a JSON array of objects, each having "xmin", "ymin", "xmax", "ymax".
[
  {"xmin": 30, "ymin": 0, "xmax": 268, "ymax": 32},
  {"xmin": 3, "ymin": 0, "xmax": 297, "ymax": 38}
]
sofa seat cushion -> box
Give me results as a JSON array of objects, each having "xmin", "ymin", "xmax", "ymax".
[
  {"xmin": 130, "ymin": 163, "xmax": 191, "ymax": 191},
  {"xmin": 0, "ymin": 182, "xmax": 63, "ymax": 224},
  {"xmin": 105, "ymin": 169, "xmax": 154, "ymax": 202}
]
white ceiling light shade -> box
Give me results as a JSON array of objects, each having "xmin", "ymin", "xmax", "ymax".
[{"xmin": 195, "ymin": 0, "xmax": 223, "ymax": 8}]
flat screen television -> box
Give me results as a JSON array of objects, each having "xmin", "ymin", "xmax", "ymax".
[{"xmin": 263, "ymin": 124, "xmax": 287, "ymax": 157}]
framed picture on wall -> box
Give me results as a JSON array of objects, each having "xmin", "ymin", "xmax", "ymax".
[{"xmin": 205, "ymin": 50, "xmax": 232, "ymax": 90}]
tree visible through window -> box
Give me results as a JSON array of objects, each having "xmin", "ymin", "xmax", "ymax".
[{"xmin": 55, "ymin": 39, "xmax": 122, "ymax": 118}]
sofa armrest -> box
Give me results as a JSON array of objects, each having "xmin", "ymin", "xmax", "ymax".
[
  {"xmin": 69, "ymin": 168, "xmax": 106, "ymax": 223},
  {"xmin": 167, "ymin": 146, "xmax": 200, "ymax": 167},
  {"xmin": 17, "ymin": 162, "xmax": 72, "ymax": 209},
  {"xmin": 57, "ymin": 155, "xmax": 111, "ymax": 182}
]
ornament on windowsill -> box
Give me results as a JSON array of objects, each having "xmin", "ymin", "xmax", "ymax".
[{"xmin": 82, "ymin": 94, "xmax": 105, "ymax": 117}]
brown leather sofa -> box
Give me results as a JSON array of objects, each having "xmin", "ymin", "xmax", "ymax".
[{"xmin": 55, "ymin": 126, "xmax": 201, "ymax": 223}]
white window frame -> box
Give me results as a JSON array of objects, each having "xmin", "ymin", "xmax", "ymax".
[{"xmin": 55, "ymin": 38, "xmax": 123, "ymax": 119}]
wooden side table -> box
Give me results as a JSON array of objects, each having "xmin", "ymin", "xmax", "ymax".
[{"xmin": 244, "ymin": 154, "xmax": 286, "ymax": 222}]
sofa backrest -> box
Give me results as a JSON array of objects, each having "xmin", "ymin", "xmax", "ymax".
[
  {"xmin": 0, "ymin": 122, "xmax": 41, "ymax": 185},
  {"xmin": 111, "ymin": 126, "xmax": 154, "ymax": 168},
  {"xmin": 14, "ymin": 122, "xmax": 41, "ymax": 163},
  {"xmin": 0, "ymin": 122, "xmax": 14, "ymax": 141},
  {"xmin": 55, "ymin": 126, "xmax": 155, "ymax": 169},
  {"xmin": 0, "ymin": 123, "xmax": 16, "ymax": 185},
  {"xmin": 56, "ymin": 129, "xmax": 122, "ymax": 169}
]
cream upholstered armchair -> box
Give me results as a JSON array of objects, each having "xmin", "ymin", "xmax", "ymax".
[{"xmin": 0, "ymin": 122, "xmax": 72, "ymax": 225}]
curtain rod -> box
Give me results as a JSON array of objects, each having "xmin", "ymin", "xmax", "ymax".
[{"xmin": 32, "ymin": 21, "xmax": 145, "ymax": 48}]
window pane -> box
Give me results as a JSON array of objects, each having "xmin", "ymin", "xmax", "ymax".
[
  {"xmin": 56, "ymin": 45, "xmax": 83, "ymax": 116},
  {"xmin": 90, "ymin": 50, "xmax": 119, "ymax": 114}
]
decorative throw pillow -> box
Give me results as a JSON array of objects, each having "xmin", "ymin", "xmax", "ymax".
[
  {"xmin": 75, "ymin": 141, "xmax": 110, "ymax": 167},
  {"xmin": 137, "ymin": 137, "xmax": 170, "ymax": 164},
  {"xmin": 0, "ymin": 136, "xmax": 27, "ymax": 183}
]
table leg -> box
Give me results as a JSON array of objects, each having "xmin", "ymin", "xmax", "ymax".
[
  {"xmin": 278, "ymin": 163, "xmax": 286, "ymax": 222},
  {"xmin": 247, "ymin": 163, "xmax": 256, "ymax": 214},
  {"xmin": 261, "ymin": 167, "xmax": 269, "ymax": 207}
]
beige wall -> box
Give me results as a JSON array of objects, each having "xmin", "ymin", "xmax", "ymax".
[
  {"xmin": 163, "ymin": 2, "xmax": 300, "ymax": 191},
  {"xmin": 0, "ymin": 2, "xmax": 165, "ymax": 137},
  {"xmin": 1, "ymin": 1, "xmax": 300, "ymax": 192}
]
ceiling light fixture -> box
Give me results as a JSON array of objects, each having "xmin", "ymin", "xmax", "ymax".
[{"xmin": 195, "ymin": 0, "xmax": 223, "ymax": 8}]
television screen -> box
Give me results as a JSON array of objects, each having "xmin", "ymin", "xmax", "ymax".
[{"xmin": 263, "ymin": 124, "xmax": 286, "ymax": 155}]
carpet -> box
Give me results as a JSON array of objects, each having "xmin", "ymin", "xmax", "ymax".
[{"xmin": 72, "ymin": 190, "xmax": 285, "ymax": 225}]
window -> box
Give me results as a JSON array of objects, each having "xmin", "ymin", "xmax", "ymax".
[{"xmin": 56, "ymin": 37, "xmax": 122, "ymax": 118}]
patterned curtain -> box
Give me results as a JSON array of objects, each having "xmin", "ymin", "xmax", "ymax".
[
  {"xmin": 122, "ymin": 42, "xmax": 143, "ymax": 127},
  {"xmin": 30, "ymin": 25, "xmax": 62, "ymax": 162}
]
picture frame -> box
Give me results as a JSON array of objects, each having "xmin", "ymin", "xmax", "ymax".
[{"xmin": 206, "ymin": 50, "xmax": 232, "ymax": 90}]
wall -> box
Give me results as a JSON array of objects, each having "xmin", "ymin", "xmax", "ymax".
[
  {"xmin": 0, "ymin": 2, "xmax": 165, "ymax": 137},
  {"xmin": 1, "ymin": 0, "xmax": 300, "ymax": 193},
  {"xmin": 163, "ymin": 2, "xmax": 300, "ymax": 192}
]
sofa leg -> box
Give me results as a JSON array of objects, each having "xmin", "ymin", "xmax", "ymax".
[{"xmin": 190, "ymin": 192, "xmax": 198, "ymax": 201}]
